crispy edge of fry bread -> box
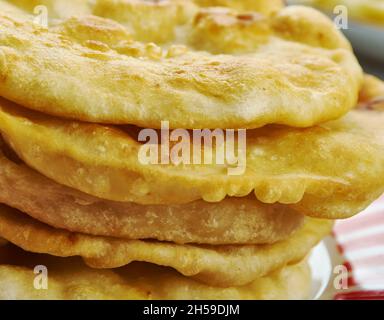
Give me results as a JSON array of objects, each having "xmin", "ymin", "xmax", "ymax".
[
  {"xmin": 0, "ymin": 242, "xmax": 311, "ymax": 300},
  {"xmin": 358, "ymin": 74, "xmax": 384, "ymax": 111},
  {"xmin": 0, "ymin": 137, "xmax": 304, "ymax": 244},
  {"xmin": 1, "ymin": 97, "xmax": 384, "ymax": 219},
  {"xmin": 0, "ymin": 6, "xmax": 361, "ymax": 128},
  {"xmin": 0, "ymin": 204, "xmax": 332, "ymax": 287}
]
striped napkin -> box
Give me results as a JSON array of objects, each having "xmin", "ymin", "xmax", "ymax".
[{"xmin": 331, "ymin": 195, "xmax": 384, "ymax": 299}]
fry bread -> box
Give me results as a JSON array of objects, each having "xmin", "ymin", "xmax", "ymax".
[
  {"xmin": 1, "ymin": 98, "xmax": 383, "ymax": 219},
  {"xmin": 0, "ymin": 6, "xmax": 362, "ymax": 128},
  {"xmin": 0, "ymin": 204, "xmax": 332, "ymax": 287},
  {"xmin": 358, "ymin": 75, "xmax": 384, "ymax": 111},
  {"xmin": 193, "ymin": 0, "xmax": 284, "ymax": 14},
  {"xmin": 0, "ymin": 137, "xmax": 304, "ymax": 244},
  {"xmin": 306, "ymin": 0, "xmax": 384, "ymax": 25},
  {"xmin": 0, "ymin": 243, "xmax": 311, "ymax": 300}
]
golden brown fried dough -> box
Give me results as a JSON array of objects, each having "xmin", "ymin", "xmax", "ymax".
[
  {"xmin": 189, "ymin": 7, "xmax": 273, "ymax": 54},
  {"xmin": 0, "ymin": 243, "xmax": 147, "ymax": 300},
  {"xmin": 191, "ymin": 5, "xmax": 351, "ymax": 53},
  {"xmin": 3, "ymin": 0, "xmax": 92, "ymax": 19},
  {"xmin": 91, "ymin": 0, "xmax": 197, "ymax": 43},
  {"xmin": 0, "ymin": 6, "xmax": 362, "ymax": 129},
  {"xmin": 0, "ymin": 243, "xmax": 311, "ymax": 300},
  {"xmin": 2, "ymin": 0, "xmax": 280, "ymax": 44},
  {"xmin": 0, "ymin": 0, "xmax": 30, "ymax": 17},
  {"xmin": 1, "ymin": 98, "xmax": 384, "ymax": 219},
  {"xmin": 358, "ymin": 75, "xmax": 384, "ymax": 111},
  {"xmin": 193, "ymin": 0, "xmax": 284, "ymax": 15},
  {"xmin": 306, "ymin": 0, "xmax": 384, "ymax": 25},
  {"xmin": 51, "ymin": 14, "xmax": 135, "ymax": 46},
  {"xmin": 0, "ymin": 204, "xmax": 331, "ymax": 287},
  {"xmin": 114, "ymin": 259, "xmax": 311, "ymax": 300},
  {"xmin": 0, "ymin": 138, "xmax": 304, "ymax": 245},
  {"xmin": 91, "ymin": 0, "xmax": 284, "ymax": 45}
]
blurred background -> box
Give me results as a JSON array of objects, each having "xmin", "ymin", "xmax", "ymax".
[
  {"xmin": 288, "ymin": 0, "xmax": 384, "ymax": 79},
  {"xmin": 360, "ymin": 56, "xmax": 384, "ymax": 80}
]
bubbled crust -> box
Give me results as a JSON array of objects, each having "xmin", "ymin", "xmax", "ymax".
[
  {"xmin": 189, "ymin": 5, "xmax": 351, "ymax": 53},
  {"xmin": 0, "ymin": 204, "xmax": 331, "ymax": 287},
  {"xmin": 1, "ymin": 97, "xmax": 384, "ymax": 219},
  {"xmin": 0, "ymin": 244, "xmax": 311, "ymax": 300},
  {"xmin": 189, "ymin": 8, "xmax": 273, "ymax": 53},
  {"xmin": 92, "ymin": 0, "xmax": 198, "ymax": 44},
  {"xmin": 0, "ymin": 5, "xmax": 362, "ymax": 129},
  {"xmin": 0, "ymin": 137, "xmax": 304, "ymax": 245}
]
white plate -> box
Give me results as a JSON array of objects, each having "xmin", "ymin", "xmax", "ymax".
[{"xmin": 308, "ymin": 241, "xmax": 333, "ymax": 299}]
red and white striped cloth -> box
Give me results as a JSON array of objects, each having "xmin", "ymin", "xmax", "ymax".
[{"xmin": 332, "ymin": 195, "xmax": 384, "ymax": 300}]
